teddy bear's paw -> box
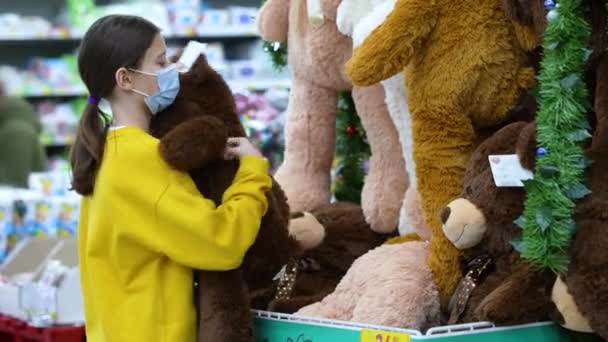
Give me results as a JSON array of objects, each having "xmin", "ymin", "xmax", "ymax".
[
  {"xmin": 474, "ymin": 294, "xmax": 516, "ymax": 324},
  {"xmin": 288, "ymin": 212, "xmax": 326, "ymax": 251},
  {"xmin": 274, "ymin": 164, "xmax": 330, "ymax": 212},
  {"xmin": 361, "ymin": 167, "xmax": 405, "ymax": 234},
  {"xmin": 400, "ymin": 187, "xmax": 431, "ymax": 240},
  {"xmin": 474, "ymin": 299, "xmax": 505, "ymax": 323},
  {"xmin": 159, "ymin": 116, "xmax": 227, "ymax": 171}
]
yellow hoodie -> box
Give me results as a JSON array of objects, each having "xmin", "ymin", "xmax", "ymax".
[{"xmin": 78, "ymin": 126, "xmax": 271, "ymax": 342}]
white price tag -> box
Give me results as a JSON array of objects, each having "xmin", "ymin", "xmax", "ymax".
[
  {"xmin": 488, "ymin": 154, "xmax": 533, "ymax": 187},
  {"xmin": 177, "ymin": 41, "xmax": 208, "ymax": 72}
]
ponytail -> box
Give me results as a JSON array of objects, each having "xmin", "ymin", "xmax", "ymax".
[{"xmin": 70, "ymin": 98, "xmax": 110, "ymax": 195}]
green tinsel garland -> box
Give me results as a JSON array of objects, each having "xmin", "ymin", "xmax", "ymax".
[
  {"xmin": 263, "ymin": 41, "xmax": 289, "ymax": 71},
  {"xmin": 334, "ymin": 92, "xmax": 371, "ymax": 203},
  {"xmin": 516, "ymin": 0, "xmax": 592, "ymax": 272}
]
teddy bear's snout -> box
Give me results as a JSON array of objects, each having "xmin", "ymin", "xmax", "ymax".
[{"xmin": 441, "ymin": 198, "xmax": 487, "ymax": 250}]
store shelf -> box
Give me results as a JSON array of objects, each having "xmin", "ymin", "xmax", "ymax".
[
  {"xmin": 15, "ymin": 79, "xmax": 290, "ymax": 99},
  {"xmin": 42, "ymin": 137, "xmax": 74, "ymax": 148},
  {"xmin": 0, "ymin": 27, "xmax": 261, "ymax": 46},
  {"xmin": 229, "ymin": 79, "xmax": 291, "ymax": 91}
]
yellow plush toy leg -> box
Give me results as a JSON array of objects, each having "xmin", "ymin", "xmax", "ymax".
[{"xmin": 412, "ymin": 107, "xmax": 475, "ymax": 308}]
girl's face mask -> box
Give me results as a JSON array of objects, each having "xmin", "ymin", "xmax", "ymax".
[{"xmin": 129, "ymin": 64, "xmax": 180, "ymax": 115}]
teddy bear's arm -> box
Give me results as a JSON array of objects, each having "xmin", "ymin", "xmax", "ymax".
[
  {"xmin": 474, "ymin": 261, "xmax": 554, "ymax": 325},
  {"xmin": 257, "ymin": 0, "xmax": 289, "ymax": 43},
  {"xmin": 159, "ymin": 116, "xmax": 228, "ymax": 172},
  {"xmin": 346, "ymin": 0, "xmax": 437, "ymax": 86}
]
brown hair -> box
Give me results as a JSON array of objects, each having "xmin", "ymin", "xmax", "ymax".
[{"xmin": 70, "ymin": 15, "xmax": 159, "ymax": 195}]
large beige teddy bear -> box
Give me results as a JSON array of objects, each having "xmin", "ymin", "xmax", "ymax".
[{"xmin": 257, "ymin": 0, "xmax": 408, "ymax": 233}]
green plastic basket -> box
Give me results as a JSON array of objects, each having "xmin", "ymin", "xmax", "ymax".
[{"xmin": 253, "ymin": 310, "xmax": 583, "ymax": 341}]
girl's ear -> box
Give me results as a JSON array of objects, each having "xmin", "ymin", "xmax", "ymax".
[{"xmin": 115, "ymin": 67, "xmax": 134, "ymax": 91}]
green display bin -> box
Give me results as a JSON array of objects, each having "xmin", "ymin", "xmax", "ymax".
[{"xmin": 254, "ymin": 310, "xmax": 580, "ymax": 341}]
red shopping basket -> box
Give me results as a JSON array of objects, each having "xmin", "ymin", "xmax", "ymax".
[{"xmin": 0, "ymin": 315, "xmax": 84, "ymax": 342}]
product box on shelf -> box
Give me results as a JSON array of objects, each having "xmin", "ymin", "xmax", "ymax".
[
  {"xmin": 201, "ymin": 9, "xmax": 230, "ymax": 27},
  {"xmin": 20, "ymin": 239, "xmax": 83, "ymax": 326},
  {"xmin": 28, "ymin": 173, "xmax": 70, "ymax": 197},
  {"xmin": 230, "ymin": 60, "xmax": 263, "ymax": 80},
  {"xmin": 0, "ymin": 238, "xmax": 61, "ymax": 321},
  {"xmin": 166, "ymin": 0, "xmax": 202, "ymax": 36},
  {"xmin": 229, "ymin": 7, "xmax": 258, "ymax": 27},
  {"xmin": 253, "ymin": 311, "xmax": 571, "ymax": 342}
]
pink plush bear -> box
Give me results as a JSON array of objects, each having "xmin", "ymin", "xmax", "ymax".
[
  {"xmin": 257, "ymin": 0, "xmax": 408, "ymax": 233},
  {"xmin": 295, "ymin": 240, "xmax": 441, "ymax": 330}
]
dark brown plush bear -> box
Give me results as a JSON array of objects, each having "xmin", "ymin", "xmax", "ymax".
[
  {"xmin": 499, "ymin": 0, "xmax": 608, "ymax": 337},
  {"xmin": 439, "ymin": 121, "xmax": 556, "ymax": 325},
  {"xmin": 148, "ymin": 55, "xmax": 298, "ymax": 342},
  {"xmin": 550, "ymin": 1, "xmax": 608, "ymax": 338},
  {"xmin": 251, "ymin": 202, "xmax": 394, "ymax": 314}
]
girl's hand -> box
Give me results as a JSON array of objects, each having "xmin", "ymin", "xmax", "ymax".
[{"xmin": 224, "ymin": 137, "xmax": 264, "ymax": 160}]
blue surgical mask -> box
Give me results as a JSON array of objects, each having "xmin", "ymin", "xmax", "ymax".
[{"xmin": 129, "ymin": 64, "xmax": 180, "ymax": 114}]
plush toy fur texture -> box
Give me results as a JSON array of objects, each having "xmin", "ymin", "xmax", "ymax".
[
  {"xmin": 296, "ymin": 240, "xmax": 441, "ymax": 331},
  {"xmin": 337, "ymin": 0, "xmax": 429, "ymax": 238},
  {"xmin": 149, "ymin": 56, "xmax": 298, "ymax": 342},
  {"xmin": 551, "ymin": 1, "xmax": 608, "ymax": 338},
  {"xmin": 252, "ymin": 202, "xmax": 394, "ymax": 313},
  {"xmin": 257, "ymin": 0, "xmax": 408, "ymax": 234},
  {"xmin": 501, "ymin": 0, "xmax": 608, "ymax": 337},
  {"xmin": 345, "ymin": 0, "xmax": 538, "ymax": 306},
  {"xmin": 441, "ymin": 122, "xmax": 555, "ymax": 325}
]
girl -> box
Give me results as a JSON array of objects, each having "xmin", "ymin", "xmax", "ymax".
[{"xmin": 71, "ymin": 15, "xmax": 271, "ymax": 342}]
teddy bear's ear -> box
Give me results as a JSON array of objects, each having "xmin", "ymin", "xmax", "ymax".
[
  {"xmin": 515, "ymin": 122, "xmax": 537, "ymax": 171},
  {"xmin": 501, "ymin": 0, "xmax": 547, "ymax": 37},
  {"xmin": 188, "ymin": 55, "xmax": 211, "ymax": 79}
]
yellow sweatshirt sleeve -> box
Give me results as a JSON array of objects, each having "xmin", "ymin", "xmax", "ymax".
[{"xmin": 140, "ymin": 155, "xmax": 272, "ymax": 270}]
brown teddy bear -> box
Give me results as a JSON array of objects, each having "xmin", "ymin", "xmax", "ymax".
[
  {"xmin": 497, "ymin": 0, "xmax": 608, "ymax": 337},
  {"xmin": 442, "ymin": 56, "xmax": 607, "ymax": 337},
  {"xmin": 148, "ymin": 55, "xmax": 298, "ymax": 342},
  {"xmin": 251, "ymin": 202, "xmax": 394, "ymax": 314},
  {"xmin": 550, "ymin": 1, "xmax": 608, "ymax": 338},
  {"xmin": 440, "ymin": 121, "xmax": 555, "ymax": 325}
]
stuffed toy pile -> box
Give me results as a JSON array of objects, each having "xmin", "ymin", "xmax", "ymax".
[
  {"xmin": 344, "ymin": 0, "xmax": 540, "ymax": 305},
  {"xmin": 148, "ymin": 55, "xmax": 299, "ymax": 342},
  {"xmin": 443, "ymin": 0, "xmax": 608, "ymax": 335},
  {"xmin": 295, "ymin": 233, "xmax": 441, "ymax": 331},
  {"xmin": 251, "ymin": 201, "xmax": 393, "ymax": 313},
  {"xmin": 442, "ymin": 108, "xmax": 607, "ymax": 338},
  {"xmin": 257, "ymin": 0, "xmax": 408, "ymax": 234}
]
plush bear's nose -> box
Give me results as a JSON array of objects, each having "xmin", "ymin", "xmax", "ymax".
[{"xmin": 439, "ymin": 207, "xmax": 451, "ymax": 224}]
